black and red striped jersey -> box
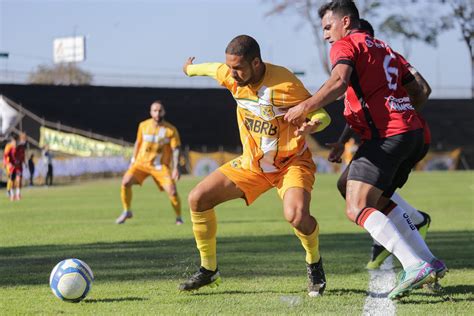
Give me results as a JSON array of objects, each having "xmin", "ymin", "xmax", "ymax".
[{"xmin": 330, "ymin": 30, "xmax": 423, "ymax": 140}]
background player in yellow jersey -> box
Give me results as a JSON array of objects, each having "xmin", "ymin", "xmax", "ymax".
[
  {"xmin": 3, "ymin": 135, "xmax": 15, "ymax": 198},
  {"xmin": 115, "ymin": 101, "xmax": 183, "ymax": 225},
  {"xmin": 179, "ymin": 35, "xmax": 331, "ymax": 297}
]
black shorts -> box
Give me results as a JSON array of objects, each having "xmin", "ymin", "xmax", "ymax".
[{"xmin": 347, "ymin": 129, "xmax": 424, "ymax": 197}]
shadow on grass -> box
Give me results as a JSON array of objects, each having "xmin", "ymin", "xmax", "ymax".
[
  {"xmin": 192, "ymin": 289, "xmax": 302, "ymax": 296},
  {"xmin": 84, "ymin": 297, "xmax": 148, "ymax": 303},
  {"xmin": 0, "ymin": 230, "xmax": 472, "ymax": 302},
  {"xmin": 397, "ymin": 284, "xmax": 474, "ymax": 304}
]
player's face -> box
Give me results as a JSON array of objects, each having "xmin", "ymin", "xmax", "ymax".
[
  {"xmin": 150, "ymin": 103, "xmax": 165, "ymax": 122},
  {"xmin": 321, "ymin": 11, "xmax": 348, "ymax": 44},
  {"xmin": 225, "ymin": 54, "xmax": 256, "ymax": 86}
]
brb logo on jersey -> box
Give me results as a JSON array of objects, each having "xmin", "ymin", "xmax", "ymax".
[
  {"xmin": 259, "ymin": 105, "xmax": 276, "ymax": 121},
  {"xmin": 244, "ymin": 117, "xmax": 278, "ymax": 136}
]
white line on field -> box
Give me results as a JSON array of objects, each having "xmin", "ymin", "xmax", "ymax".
[{"xmin": 362, "ymin": 255, "xmax": 397, "ymax": 316}]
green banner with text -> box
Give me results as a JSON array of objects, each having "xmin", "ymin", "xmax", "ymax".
[{"xmin": 40, "ymin": 127, "xmax": 133, "ymax": 157}]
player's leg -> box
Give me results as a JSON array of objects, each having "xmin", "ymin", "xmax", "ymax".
[
  {"xmin": 46, "ymin": 164, "xmax": 52, "ymax": 186},
  {"xmin": 336, "ymin": 164, "xmax": 349, "ymax": 198},
  {"xmin": 339, "ymin": 141, "xmax": 434, "ymax": 270},
  {"xmin": 6, "ymin": 169, "xmax": 12, "ymax": 197},
  {"xmin": 160, "ymin": 180, "xmax": 183, "ymax": 225},
  {"xmin": 367, "ymin": 190, "xmax": 432, "ymax": 270},
  {"xmin": 116, "ymin": 167, "xmax": 143, "ymax": 224},
  {"xmin": 346, "ymin": 134, "xmax": 435, "ymax": 299},
  {"xmin": 278, "ymin": 151, "xmax": 325, "ymax": 297},
  {"xmin": 284, "ymin": 188, "xmax": 326, "ymax": 297},
  {"xmin": 377, "ymin": 140, "xmax": 447, "ymax": 281},
  {"xmin": 9, "ymin": 171, "xmax": 17, "ymax": 201},
  {"xmin": 346, "ymin": 179, "xmax": 434, "ymax": 299},
  {"xmin": 390, "ymin": 192, "xmax": 430, "ymax": 235},
  {"xmin": 389, "ymin": 141, "xmax": 432, "ymax": 238},
  {"xmin": 178, "ymin": 168, "xmax": 246, "ymax": 291},
  {"xmin": 15, "ymin": 171, "xmax": 23, "ymax": 200}
]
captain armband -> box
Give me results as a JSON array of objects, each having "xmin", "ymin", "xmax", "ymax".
[{"xmin": 306, "ymin": 110, "xmax": 331, "ymax": 133}]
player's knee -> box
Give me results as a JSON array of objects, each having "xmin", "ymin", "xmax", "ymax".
[
  {"xmin": 166, "ymin": 186, "xmax": 177, "ymax": 197},
  {"xmin": 284, "ymin": 205, "xmax": 307, "ymax": 228},
  {"xmin": 188, "ymin": 187, "xmax": 206, "ymax": 212},
  {"xmin": 121, "ymin": 175, "xmax": 134, "ymax": 187},
  {"xmin": 344, "ymin": 202, "xmax": 359, "ymax": 223}
]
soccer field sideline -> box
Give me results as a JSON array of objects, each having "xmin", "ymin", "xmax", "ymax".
[{"xmin": 0, "ymin": 172, "xmax": 473, "ymax": 314}]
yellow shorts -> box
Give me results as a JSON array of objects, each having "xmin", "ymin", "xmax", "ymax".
[
  {"xmin": 219, "ymin": 149, "xmax": 316, "ymax": 205},
  {"xmin": 126, "ymin": 164, "xmax": 174, "ymax": 190}
]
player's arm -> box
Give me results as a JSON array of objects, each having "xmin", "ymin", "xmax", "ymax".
[
  {"xmin": 293, "ymin": 108, "xmax": 332, "ymax": 136},
  {"xmin": 183, "ymin": 57, "xmax": 222, "ymax": 80},
  {"xmin": 170, "ymin": 127, "xmax": 181, "ymax": 181},
  {"xmin": 285, "ymin": 63, "xmax": 352, "ymax": 124},
  {"xmin": 130, "ymin": 125, "xmax": 143, "ymax": 164},
  {"xmin": 171, "ymin": 147, "xmax": 180, "ymax": 181},
  {"xmin": 307, "ymin": 108, "xmax": 331, "ymax": 132},
  {"xmin": 396, "ymin": 52, "xmax": 431, "ymax": 111},
  {"xmin": 403, "ymin": 68, "xmax": 431, "ymax": 112},
  {"xmin": 326, "ymin": 124, "xmax": 355, "ymax": 163}
]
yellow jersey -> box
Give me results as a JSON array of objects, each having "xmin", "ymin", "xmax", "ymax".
[
  {"xmin": 187, "ymin": 62, "xmax": 331, "ymax": 173},
  {"xmin": 134, "ymin": 119, "xmax": 181, "ymax": 169},
  {"xmin": 3, "ymin": 142, "xmax": 13, "ymax": 166}
]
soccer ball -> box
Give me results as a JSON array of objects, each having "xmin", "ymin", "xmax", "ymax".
[{"xmin": 49, "ymin": 258, "xmax": 94, "ymax": 302}]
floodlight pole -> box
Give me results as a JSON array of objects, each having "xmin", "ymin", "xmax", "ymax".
[{"xmin": 0, "ymin": 52, "xmax": 8, "ymax": 82}]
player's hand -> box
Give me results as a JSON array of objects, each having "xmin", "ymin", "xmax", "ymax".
[
  {"xmin": 294, "ymin": 120, "xmax": 322, "ymax": 136},
  {"xmin": 326, "ymin": 142, "xmax": 345, "ymax": 163},
  {"xmin": 183, "ymin": 57, "xmax": 195, "ymax": 75},
  {"xmin": 172, "ymin": 168, "xmax": 180, "ymax": 181},
  {"xmin": 284, "ymin": 104, "xmax": 307, "ymax": 126}
]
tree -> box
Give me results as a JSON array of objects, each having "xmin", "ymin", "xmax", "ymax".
[
  {"xmin": 28, "ymin": 63, "xmax": 93, "ymax": 85},
  {"xmin": 266, "ymin": 0, "xmax": 473, "ymax": 96},
  {"xmin": 378, "ymin": 0, "xmax": 472, "ymax": 95},
  {"xmin": 265, "ymin": 0, "xmax": 382, "ymax": 76}
]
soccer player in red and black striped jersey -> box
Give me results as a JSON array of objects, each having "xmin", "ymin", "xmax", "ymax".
[
  {"xmin": 329, "ymin": 19, "xmax": 434, "ymax": 271},
  {"xmin": 4, "ymin": 133, "xmax": 26, "ymax": 201},
  {"xmin": 284, "ymin": 0, "xmax": 446, "ymax": 300}
]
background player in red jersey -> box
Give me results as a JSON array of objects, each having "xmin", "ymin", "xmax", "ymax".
[
  {"xmin": 285, "ymin": 0, "xmax": 446, "ymax": 300},
  {"xmin": 4, "ymin": 133, "xmax": 26, "ymax": 201}
]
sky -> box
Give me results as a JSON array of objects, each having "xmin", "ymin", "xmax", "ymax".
[{"xmin": 0, "ymin": 0, "xmax": 471, "ymax": 98}]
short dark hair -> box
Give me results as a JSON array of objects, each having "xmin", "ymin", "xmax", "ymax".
[
  {"xmin": 225, "ymin": 35, "xmax": 262, "ymax": 62},
  {"xmin": 318, "ymin": 0, "xmax": 360, "ymax": 20},
  {"xmin": 359, "ymin": 19, "xmax": 374, "ymax": 37}
]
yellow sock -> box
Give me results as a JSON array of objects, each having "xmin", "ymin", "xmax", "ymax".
[
  {"xmin": 120, "ymin": 185, "xmax": 132, "ymax": 210},
  {"xmin": 191, "ymin": 209, "xmax": 217, "ymax": 271},
  {"xmin": 7, "ymin": 179, "xmax": 12, "ymax": 192},
  {"xmin": 294, "ymin": 222, "xmax": 321, "ymax": 264},
  {"xmin": 169, "ymin": 194, "xmax": 182, "ymax": 217}
]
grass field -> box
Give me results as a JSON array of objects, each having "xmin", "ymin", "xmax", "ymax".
[{"xmin": 0, "ymin": 171, "xmax": 473, "ymax": 315}]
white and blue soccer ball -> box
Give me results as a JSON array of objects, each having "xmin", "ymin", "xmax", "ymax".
[{"xmin": 49, "ymin": 258, "xmax": 94, "ymax": 302}]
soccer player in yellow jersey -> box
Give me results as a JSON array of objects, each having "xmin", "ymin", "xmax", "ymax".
[
  {"xmin": 115, "ymin": 101, "xmax": 183, "ymax": 225},
  {"xmin": 3, "ymin": 136, "xmax": 14, "ymax": 198},
  {"xmin": 178, "ymin": 35, "xmax": 331, "ymax": 297}
]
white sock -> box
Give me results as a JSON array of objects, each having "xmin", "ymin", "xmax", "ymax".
[
  {"xmin": 388, "ymin": 206, "xmax": 435, "ymax": 263},
  {"xmin": 363, "ymin": 210, "xmax": 422, "ymax": 269},
  {"xmin": 391, "ymin": 192, "xmax": 424, "ymax": 225},
  {"xmin": 16, "ymin": 188, "xmax": 20, "ymax": 196}
]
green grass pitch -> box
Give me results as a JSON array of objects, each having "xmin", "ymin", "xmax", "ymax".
[{"xmin": 0, "ymin": 171, "xmax": 473, "ymax": 315}]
